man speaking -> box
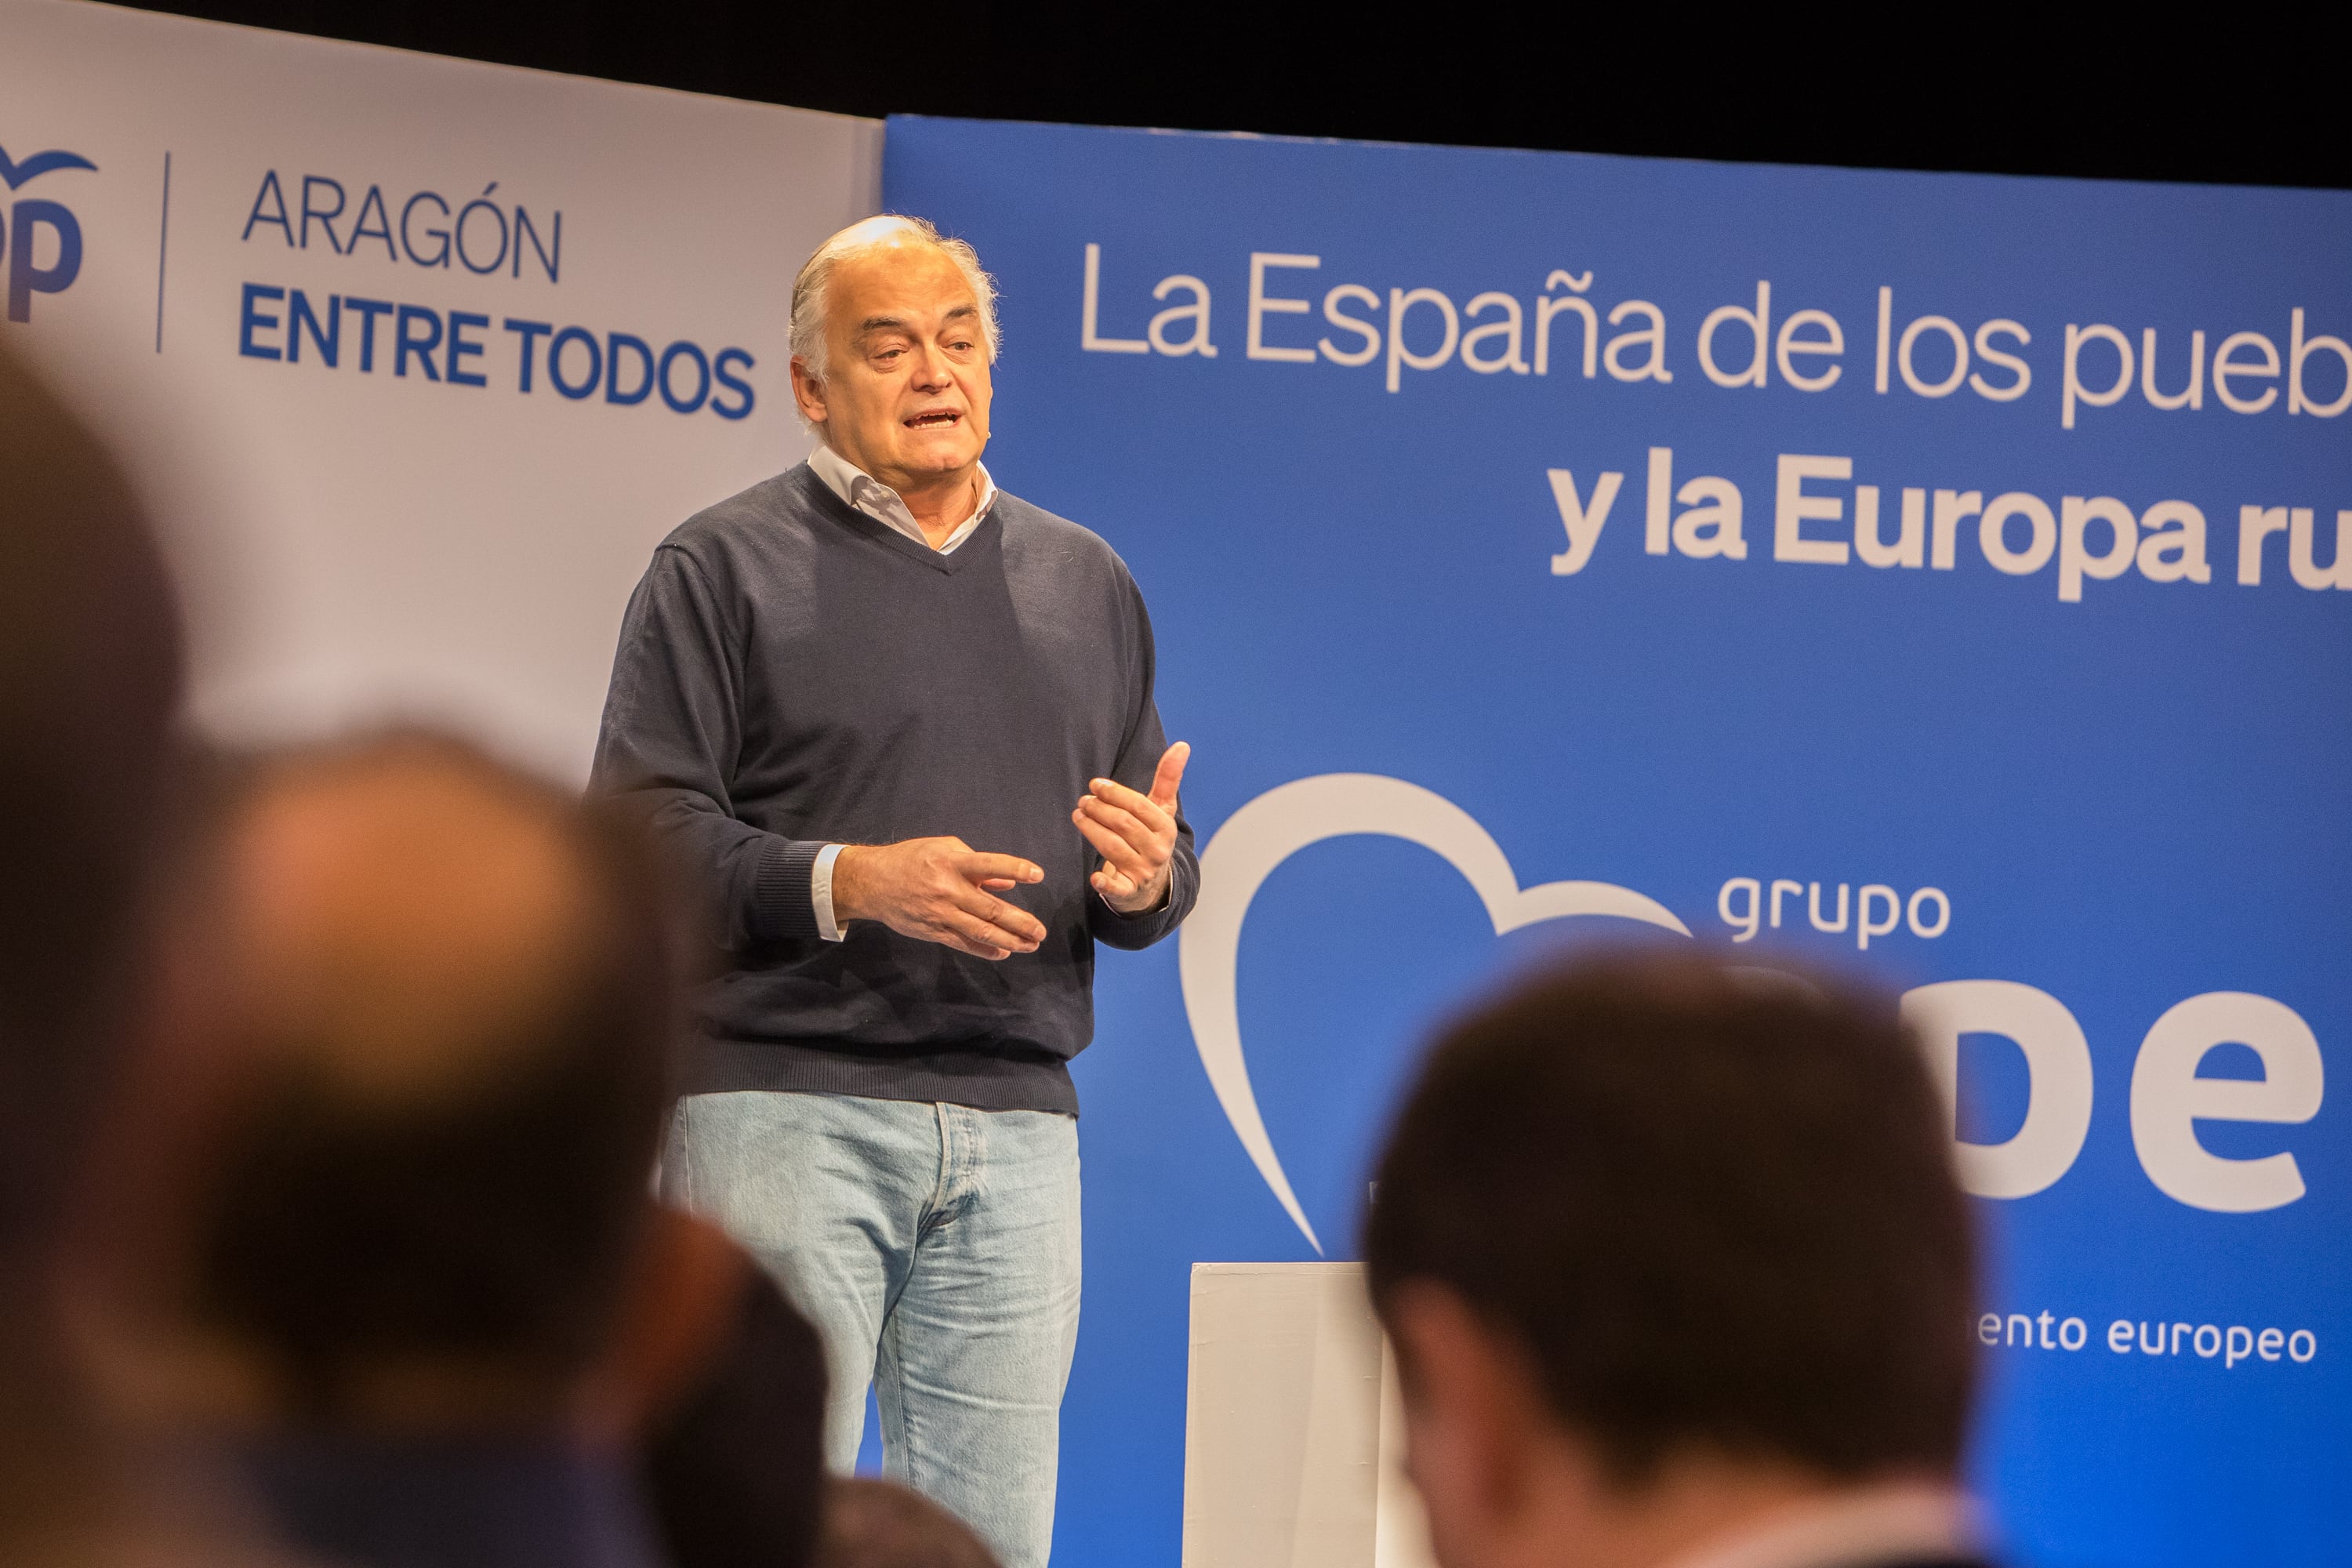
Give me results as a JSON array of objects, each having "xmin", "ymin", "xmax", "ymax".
[{"xmin": 591, "ymin": 215, "xmax": 1197, "ymax": 1568}]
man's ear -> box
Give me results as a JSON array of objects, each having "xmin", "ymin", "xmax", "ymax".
[
  {"xmin": 788, "ymin": 356, "xmax": 829, "ymax": 428},
  {"xmin": 574, "ymin": 1207, "xmax": 750, "ymax": 1445},
  {"xmin": 1384, "ymin": 1282, "xmax": 1550, "ymax": 1568}
]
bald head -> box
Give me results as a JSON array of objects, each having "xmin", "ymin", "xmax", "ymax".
[
  {"xmin": 224, "ymin": 742, "xmax": 602, "ymax": 1110},
  {"xmin": 789, "ymin": 214, "xmax": 999, "ymax": 383},
  {"xmin": 191, "ymin": 733, "xmax": 680, "ymax": 1421}
]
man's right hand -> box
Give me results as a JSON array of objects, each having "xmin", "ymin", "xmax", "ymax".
[{"xmin": 829, "ymin": 837, "xmax": 1047, "ymax": 960}]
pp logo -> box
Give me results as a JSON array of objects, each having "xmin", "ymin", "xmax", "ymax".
[
  {"xmin": 0, "ymin": 142, "xmax": 96, "ymax": 324},
  {"xmin": 1178, "ymin": 774, "xmax": 1688, "ymax": 1250}
]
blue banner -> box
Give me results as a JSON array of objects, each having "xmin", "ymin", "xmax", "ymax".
[{"xmin": 884, "ymin": 116, "xmax": 2350, "ymax": 1567}]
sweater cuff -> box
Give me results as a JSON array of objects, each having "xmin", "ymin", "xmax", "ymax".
[
  {"xmin": 1095, "ymin": 881, "xmax": 1171, "ymax": 920},
  {"xmin": 753, "ymin": 837, "xmax": 826, "ymax": 942}
]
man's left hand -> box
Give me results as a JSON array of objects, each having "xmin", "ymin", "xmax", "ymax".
[{"xmin": 1074, "ymin": 742, "xmax": 1190, "ymax": 915}]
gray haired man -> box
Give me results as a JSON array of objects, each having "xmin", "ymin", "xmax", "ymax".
[{"xmin": 592, "ymin": 215, "xmax": 1198, "ymax": 1568}]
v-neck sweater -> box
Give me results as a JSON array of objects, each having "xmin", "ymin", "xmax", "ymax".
[{"xmin": 590, "ymin": 462, "xmax": 1196, "ymax": 1113}]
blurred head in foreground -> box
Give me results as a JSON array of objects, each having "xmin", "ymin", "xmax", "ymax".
[
  {"xmin": 0, "ymin": 343, "xmax": 183, "ymax": 1329},
  {"xmin": 1363, "ymin": 952, "xmax": 1980, "ymax": 1568},
  {"xmin": 642, "ymin": 1265, "xmax": 830, "ymax": 1568},
  {"xmin": 92, "ymin": 727, "xmax": 838, "ymax": 1568},
  {"xmin": 174, "ymin": 731, "xmax": 682, "ymax": 1430},
  {"xmin": 0, "ymin": 342, "xmax": 184, "ymax": 1532},
  {"xmin": 817, "ymin": 1477, "xmax": 1002, "ymax": 1568}
]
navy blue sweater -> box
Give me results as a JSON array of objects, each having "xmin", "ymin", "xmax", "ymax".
[{"xmin": 590, "ymin": 463, "xmax": 1197, "ymax": 1113}]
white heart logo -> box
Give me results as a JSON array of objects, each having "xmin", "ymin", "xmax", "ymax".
[{"xmin": 1178, "ymin": 774, "xmax": 1690, "ymax": 1251}]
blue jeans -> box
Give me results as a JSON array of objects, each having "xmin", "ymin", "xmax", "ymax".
[{"xmin": 661, "ymin": 1091, "xmax": 1081, "ymax": 1568}]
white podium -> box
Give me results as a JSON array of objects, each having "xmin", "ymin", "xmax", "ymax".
[{"xmin": 1181, "ymin": 1263, "xmax": 1439, "ymax": 1568}]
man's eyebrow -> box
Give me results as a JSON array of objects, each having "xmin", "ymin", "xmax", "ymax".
[{"xmin": 851, "ymin": 304, "xmax": 977, "ymax": 340}]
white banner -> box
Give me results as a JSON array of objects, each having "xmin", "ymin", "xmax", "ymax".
[{"xmin": 0, "ymin": 0, "xmax": 878, "ymax": 776}]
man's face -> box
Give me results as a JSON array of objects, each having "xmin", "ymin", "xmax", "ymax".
[{"xmin": 795, "ymin": 239, "xmax": 993, "ymax": 488}]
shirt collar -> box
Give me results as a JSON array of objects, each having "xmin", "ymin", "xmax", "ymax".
[
  {"xmin": 1657, "ymin": 1482, "xmax": 1981, "ymax": 1568},
  {"xmin": 807, "ymin": 441, "xmax": 995, "ymax": 554}
]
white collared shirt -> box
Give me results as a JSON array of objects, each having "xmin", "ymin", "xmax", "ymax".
[
  {"xmin": 1659, "ymin": 1482, "xmax": 1981, "ymax": 1568},
  {"xmin": 807, "ymin": 440, "xmax": 996, "ymax": 555},
  {"xmin": 801, "ymin": 441, "xmax": 1000, "ymax": 939}
]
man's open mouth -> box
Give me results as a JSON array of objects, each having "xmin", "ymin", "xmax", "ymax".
[{"xmin": 905, "ymin": 410, "xmax": 961, "ymax": 429}]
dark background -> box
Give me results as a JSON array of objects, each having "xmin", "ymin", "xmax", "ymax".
[{"xmin": 125, "ymin": 2, "xmax": 2349, "ymax": 191}]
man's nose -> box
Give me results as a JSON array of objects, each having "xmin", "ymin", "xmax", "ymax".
[{"xmin": 907, "ymin": 346, "xmax": 953, "ymax": 391}]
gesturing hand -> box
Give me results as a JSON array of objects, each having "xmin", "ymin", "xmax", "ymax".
[
  {"xmin": 1074, "ymin": 742, "xmax": 1190, "ymax": 915},
  {"xmin": 830, "ymin": 837, "xmax": 1047, "ymax": 960}
]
